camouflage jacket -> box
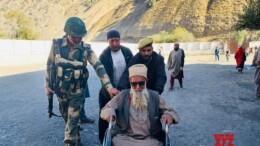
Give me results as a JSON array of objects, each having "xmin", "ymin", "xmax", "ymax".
[{"xmin": 45, "ymin": 38, "xmax": 113, "ymax": 95}]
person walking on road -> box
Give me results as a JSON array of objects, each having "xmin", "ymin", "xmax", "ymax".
[
  {"xmin": 167, "ymin": 43, "xmax": 185, "ymax": 91},
  {"xmin": 44, "ymin": 17, "xmax": 119, "ymax": 146},
  {"xmin": 215, "ymin": 47, "xmax": 220, "ymax": 61},
  {"xmin": 235, "ymin": 46, "xmax": 246, "ymax": 74},
  {"xmin": 225, "ymin": 49, "xmax": 230, "ymax": 62}
]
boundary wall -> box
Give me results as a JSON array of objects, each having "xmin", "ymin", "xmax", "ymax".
[{"xmin": 0, "ymin": 39, "xmax": 228, "ymax": 65}]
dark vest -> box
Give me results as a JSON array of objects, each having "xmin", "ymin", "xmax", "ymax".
[
  {"xmin": 114, "ymin": 89, "xmax": 165, "ymax": 142},
  {"xmin": 99, "ymin": 46, "xmax": 133, "ymax": 98},
  {"xmin": 53, "ymin": 38, "xmax": 88, "ymax": 96}
]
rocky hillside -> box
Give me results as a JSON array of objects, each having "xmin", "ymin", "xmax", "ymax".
[{"xmin": 0, "ymin": 0, "xmax": 247, "ymax": 42}]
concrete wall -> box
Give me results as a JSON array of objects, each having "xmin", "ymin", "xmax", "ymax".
[
  {"xmin": 0, "ymin": 39, "xmax": 225, "ymax": 65},
  {"xmin": 249, "ymin": 41, "xmax": 260, "ymax": 49}
]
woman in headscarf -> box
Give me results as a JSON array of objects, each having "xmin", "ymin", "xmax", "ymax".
[{"xmin": 235, "ymin": 47, "xmax": 246, "ymax": 73}]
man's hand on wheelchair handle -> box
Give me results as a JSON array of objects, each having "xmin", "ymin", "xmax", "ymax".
[
  {"xmin": 161, "ymin": 114, "xmax": 173, "ymax": 126},
  {"xmin": 106, "ymin": 116, "xmax": 115, "ymax": 122}
]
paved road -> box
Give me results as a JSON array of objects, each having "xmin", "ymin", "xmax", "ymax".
[{"xmin": 0, "ymin": 64, "xmax": 259, "ymax": 146}]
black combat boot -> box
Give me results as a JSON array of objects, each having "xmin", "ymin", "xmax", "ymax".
[
  {"xmin": 64, "ymin": 140, "xmax": 76, "ymax": 146},
  {"xmin": 80, "ymin": 116, "xmax": 95, "ymax": 124}
]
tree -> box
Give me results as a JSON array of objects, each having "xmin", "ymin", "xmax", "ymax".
[
  {"xmin": 172, "ymin": 27, "xmax": 195, "ymax": 42},
  {"xmin": 0, "ymin": 29, "xmax": 5, "ymax": 39},
  {"xmin": 3, "ymin": 10, "xmax": 37, "ymax": 40},
  {"xmin": 234, "ymin": 0, "xmax": 260, "ymax": 30},
  {"xmin": 231, "ymin": 30, "xmax": 249, "ymax": 44},
  {"xmin": 148, "ymin": 31, "xmax": 174, "ymax": 43},
  {"xmin": 18, "ymin": 26, "xmax": 38, "ymax": 40},
  {"xmin": 4, "ymin": 10, "xmax": 29, "ymax": 38}
]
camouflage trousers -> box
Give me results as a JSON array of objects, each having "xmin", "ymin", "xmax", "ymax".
[{"xmin": 58, "ymin": 95, "xmax": 84, "ymax": 146}]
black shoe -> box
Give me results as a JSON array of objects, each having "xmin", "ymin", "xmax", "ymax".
[
  {"xmin": 64, "ymin": 140, "xmax": 76, "ymax": 146},
  {"xmin": 168, "ymin": 87, "xmax": 173, "ymax": 91},
  {"xmin": 79, "ymin": 125, "xmax": 83, "ymax": 131},
  {"xmin": 80, "ymin": 116, "xmax": 95, "ymax": 124},
  {"xmin": 76, "ymin": 139, "xmax": 82, "ymax": 146}
]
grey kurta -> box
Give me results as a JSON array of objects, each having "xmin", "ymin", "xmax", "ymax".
[
  {"xmin": 252, "ymin": 47, "xmax": 260, "ymax": 98},
  {"xmin": 167, "ymin": 49, "xmax": 184, "ymax": 77},
  {"xmin": 253, "ymin": 48, "xmax": 260, "ymax": 84},
  {"xmin": 100, "ymin": 91, "xmax": 180, "ymax": 146}
]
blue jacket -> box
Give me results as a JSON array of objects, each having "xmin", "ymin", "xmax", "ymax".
[{"xmin": 215, "ymin": 48, "xmax": 219, "ymax": 55}]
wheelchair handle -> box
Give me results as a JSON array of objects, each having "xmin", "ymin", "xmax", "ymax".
[
  {"xmin": 165, "ymin": 123, "xmax": 169, "ymax": 134},
  {"xmin": 108, "ymin": 121, "xmax": 113, "ymax": 130},
  {"xmin": 108, "ymin": 116, "xmax": 113, "ymax": 130},
  {"xmin": 165, "ymin": 123, "xmax": 171, "ymax": 146}
]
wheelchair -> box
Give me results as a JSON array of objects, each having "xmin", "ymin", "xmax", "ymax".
[
  {"xmin": 102, "ymin": 120, "xmax": 113, "ymax": 146},
  {"xmin": 102, "ymin": 121, "xmax": 171, "ymax": 146},
  {"xmin": 165, "ymin": 123, "xmax": 171, "ymax": 146}
]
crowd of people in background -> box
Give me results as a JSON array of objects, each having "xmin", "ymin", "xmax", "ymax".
[{"xmin": 211, "ymin": 45, "xmax": 260, "ymax": 99}]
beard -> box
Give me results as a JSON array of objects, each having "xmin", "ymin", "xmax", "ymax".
[{"xmin": 130, "ymin": 86, "xmax": 149, "ymax": 111}]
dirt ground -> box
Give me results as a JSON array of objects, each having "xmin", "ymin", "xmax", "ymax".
[{"xmin": 0, "ymin": 54, "xmax": 259, "ymax": 146}]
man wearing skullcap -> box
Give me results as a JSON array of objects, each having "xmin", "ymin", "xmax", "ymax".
[
  {"xmin": 167, "ymin": 43, "xmax": 185, "ymax": 90},
  {"xmin": 98, "ymin": 30, "xmax": 133, "ymax": 143},
  {"xmin": 118, "ymin": 38, "xmax": 167, "ymax": 95},
  {"xmin": 101, "ymin": 64, "xmax": 179, "ymax": 146}
]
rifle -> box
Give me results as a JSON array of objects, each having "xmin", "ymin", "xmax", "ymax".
[
  {"xmin": 48, "ymin": 92, "xmax": 61, "ymax": 118},
  {"xmin": 47, "ymin": 39, "xmax": 62, "ymax": 119}
]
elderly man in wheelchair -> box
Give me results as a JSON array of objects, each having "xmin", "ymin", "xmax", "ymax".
[{"xmin": 100, "ymin": 64, "xmax": 180, "ymax": 146}]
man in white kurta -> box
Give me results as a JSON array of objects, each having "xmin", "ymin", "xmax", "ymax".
[{"xmin": 100, "ymin": 64, "xmax": 180, "ymax": 146}]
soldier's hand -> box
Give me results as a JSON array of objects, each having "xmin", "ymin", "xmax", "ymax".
[
  {"xmin": 108, "ymin": 88, "xmax": 120, "ymax": 98},
  {"xmin": 180, "ymin": 67, "xmax": 183, "ymax": 71},
  {"xmin": 161, "ymin": 114, "xmax": 173, "ymax": 126},
  {"xmin": 45, "ymin": 86, "xmax": 54, "ymax": 96}
]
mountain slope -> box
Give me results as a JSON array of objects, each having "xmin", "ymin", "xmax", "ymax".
[
  {"xmin": 0, "ymin": 0, "xmax": 247, "ymax": 42},
  {"xmin": 92, "ymin": 0, "xmax": 247, "ymax": 42}
]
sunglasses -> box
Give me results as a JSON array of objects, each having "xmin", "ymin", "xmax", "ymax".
[{"xmin": 130, "ymin": 81, "xmax": 145, "ymax": 87}]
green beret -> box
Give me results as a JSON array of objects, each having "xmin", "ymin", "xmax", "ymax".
[{"xmin": 137, "ymin": 38, "xmax": 153, "ymax": 50}]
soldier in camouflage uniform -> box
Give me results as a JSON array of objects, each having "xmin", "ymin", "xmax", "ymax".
[{"xmin": 44, "ymin": 17, "xmax": 119, "ymax": 146}]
